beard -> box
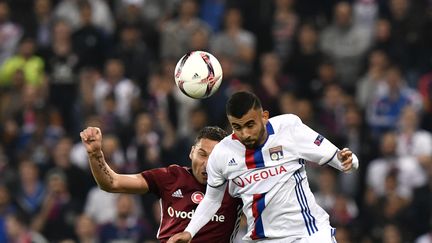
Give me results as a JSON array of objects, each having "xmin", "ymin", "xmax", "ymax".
[{"xmin": 242, "ymin": 126, "xmax": 266, "ymax": 149}]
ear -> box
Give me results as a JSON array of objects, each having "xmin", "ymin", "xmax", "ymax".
[
  {"xmin": 262, "ymin": 110, "xmax": 269, "ymax": 122},
  {"xmin": 189, "ymin": 146, "xmax": 195, "ymax": 160}
]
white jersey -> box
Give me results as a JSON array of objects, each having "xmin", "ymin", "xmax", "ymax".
[{"xmin": 207, "ymin": 114, "xmax": 341, "ymax": 242}]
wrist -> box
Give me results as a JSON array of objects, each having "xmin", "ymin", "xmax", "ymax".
[{"xmin": 88, "ymin": 150, "xmax": 103, "ymax": 158}]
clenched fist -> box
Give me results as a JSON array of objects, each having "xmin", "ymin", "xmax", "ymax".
[{"xmin": 80, "ymin": 127, "xmax": 103, "ymax": 153}]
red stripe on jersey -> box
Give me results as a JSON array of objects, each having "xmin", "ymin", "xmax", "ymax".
[
  {"xmin": 245, "ymin": 149, "xmax": 256, "ymax": 169},
  {"xmin": 251, "ymin": 194, "xmax": 265, "ymax": 240}
]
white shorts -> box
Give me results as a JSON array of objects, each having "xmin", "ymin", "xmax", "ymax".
[{"xmin": 246, "ymin": 226, "xmax": 337, "ymax": 243}]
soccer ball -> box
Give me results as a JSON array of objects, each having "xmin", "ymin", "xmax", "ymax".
[{"xmin": 174, "ymin": 51, "xmax": 223, "ymax": 99}]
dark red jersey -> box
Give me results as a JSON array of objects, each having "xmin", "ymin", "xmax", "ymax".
[{"xmin": 141, "ymin": 165, "xmax": 242, "ymax": 243}]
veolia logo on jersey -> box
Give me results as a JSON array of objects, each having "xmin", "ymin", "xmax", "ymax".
[
  {"xmin": 191, "ymin": 191, "xmax": 204, "ymax": 204},
  {"xmin": 167, "ymin": 207, "xmax": 225, "ymax": 222},
  {"xmin": 232, "ymin": 165, "xmax": 288, "ymax": 187}
]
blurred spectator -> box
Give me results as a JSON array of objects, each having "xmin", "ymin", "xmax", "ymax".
[
  {"xmin": 112, "ymin": 24, "xmax": 153, "ymax": 97},
  {"xmin": 160, "ymin": 0, "xmax": 210, "ymax": 59},
  {"xmin": 396, "ymin": 106, "xmax": 432, "ymax": 168},
  {"xmin": 418, "ymin": 70, "xmax": 432, "ymax": 132},
  {"xmin": 353, "ymin": 0, "xmax": 379, "ymax": 32},
  {"xmin": 284, "ymin": 23, "xmax": 323, "ymax": 99},
  {"xmin": 309, "ymin": 60, "xmax": 338, "ymax": 102},
  {"xmin": 5, "ymin": 213, "xmax": 48, "ymax": 243},
  {"xmin": 211, "ymin": 7, "xmax": 255, "ymax": 77},
  {"xmin": 45, "ymin": 21, "xmax": 79, "ymax": 134},
  {"xmin": 115, "ymin": 0, "xmax": 160, "ymax": 55},
  {"xmin": 271, "ymin": 0, "xmax": 298, "ymax": 63},
  {"xmin": 23, "ymin": 0, "xmax": 54, "ymax": 51},
  {"xmin": 48, "ymin": 136, "xmax": 92, "ymax": 208},
  {"xmin": 365, "ymin": 132, "xmax": 427, "ymax": 200},
  {"xmin": 340, "ymin": 104, "xmax": 374, "ymax": 197},
  {"xmin": 199, "ymin": 0, "xmax": 226, "ymax": 32},
  {"xmin": 71, "ymin": 0, "xmax": 109, "ymax": 70},
  {"xmin": 126, "ymin": 112, "xmax": 162, "ymax": 171},
  {"xmin": 320, "ymin": 1, "xmax": 372, "ymax": 92},
  {"xmin": 93, "ymin": 58, "xmax": 141, "ymax": 126},
  {"xmin": 382, "ymin": 223, "xmax": 404, "ymax": 243},
  {"xmin": 383, "ymin": 0, "xmax": 429, "ymax": 76},
  {"xmin": 0, "ymin": 37, "xmax": 45, "ymax": 87},
  {"xmin": 255, "ymin": 52, "xmax": 294, "ymax": 115},
  {"xmin": 84, "ymin": 186, "xmax": 118, "ymax": 225},
  {"xmin": 14, "ymin": 159, "xmax": 45, "ymax": 218},
  {"xmin": 54, "ymin": 0, "xmax": 114, "ymax": 34},
  {"xmin": 356, "ymin": 49, "xmax": 390, "ymax": 109},
  {"xmin": 410, "ymin": 160, "xmax": 432, "ymax": 239},
  {"xmin": 317, "ymin": 83, "xmax": 347, "ymax": 146},
  {"xmin": 367, "ymin": 65, "xmax": 423, "ymax": 136},
  {"xmin": 74, "ymin": 213, "xmax": 98, "ymax": 243},
  {"xmin": 0, "ymin": 184, "xmax": 15, "ymax": 242},
  {"xmin": 31, "ymin": 169, "xmax": 80, "ymax": 241},
  {"xmin": 0, "ymin": 1, "xmax": 22, "ymax": 66},
  {"xmin": 99, "ymin": 194, "xmax": 152, "ymax": 243}
]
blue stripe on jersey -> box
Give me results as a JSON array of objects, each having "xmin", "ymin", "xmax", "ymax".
[
  {"xmin": 294, "ymin": 170, "xmax": 318, "ymax": 235},
  {"xmin": 266, "ymin": 122, "xmax": 275, "ymax": 135},
  {"xmin": 251, "ymin": 193, "xmax": 266, "ymax": 239},
  {"xmin": 296, "ymin": 172, "xmax": 318, "ymax": 233},
  {"xmin": 294, "ymin": 172, "xmax": 311, "ymax": 235}
]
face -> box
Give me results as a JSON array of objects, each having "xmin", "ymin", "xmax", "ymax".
[
  {"xmin": 190, "ymin": 138, "xmax": 219, "ymax": 185},
  {"xmin": 228, "ymin": 108, "xmax": 269, "ymax": 149}
]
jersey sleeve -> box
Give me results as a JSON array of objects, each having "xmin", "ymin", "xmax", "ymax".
[
  {"xmin": 141, "ymin": 165, "xmax": 177, "ymax": 197},
  {"xmin": 290, "ymin": 115, "xmax": 339, "ymax": 165},
  {"xmin": 206, "ymin": 144, "xmax": 226, "ymax": 188}
]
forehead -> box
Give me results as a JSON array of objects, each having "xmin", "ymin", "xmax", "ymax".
[
  {"xmin": 228, "ymin": 108, "xmax": 261, "ymax": 125},
  {"xmin": 195, "ymin": 138, "xmax": 219, "ymax": 152}
]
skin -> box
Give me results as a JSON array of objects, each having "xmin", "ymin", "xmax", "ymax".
[
  {"xmin": 79, "ymin": 127, "xmax": 219, "ymax": 194},
  {"xmin": 168, "ymin": 107, "xmax": 356, "ymax": 243}
]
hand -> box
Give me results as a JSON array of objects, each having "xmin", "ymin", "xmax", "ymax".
[
  {"xmin": 337, "ymin": 148, "xmax": 353, "ymax": 172},
  {"xmin": 80, "ymin": 127, "xmax": 103, "ymax": 153},
  {"xmin": 167, "ymin": 232, "xmax": 192, "ymax": 243}
]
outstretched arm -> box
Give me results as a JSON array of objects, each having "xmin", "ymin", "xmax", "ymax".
[
  {"xmin": 167, "ymin": 183, "xmax": 227, "ymax": 243},
  {"xmin": 80, "ymin": 127, "xmax": 149, "ymax": 193}
]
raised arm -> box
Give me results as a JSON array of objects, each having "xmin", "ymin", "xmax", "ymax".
[{"xmin": 80, "ymin": 127, "xmax": 149, "ymax": 193}]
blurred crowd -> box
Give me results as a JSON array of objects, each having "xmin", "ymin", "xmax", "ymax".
[{"xmin": 0, "ymin": 0, "xmax": 431, "ymax": 242}]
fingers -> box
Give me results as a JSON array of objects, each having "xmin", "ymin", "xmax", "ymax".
[
  {"xmin": 80, "ymin": 127, "xmax": 101, "ymax": 142},
  {"xmin": 342, "ymin": 157, "xmax": 353, "ymax": 171}
]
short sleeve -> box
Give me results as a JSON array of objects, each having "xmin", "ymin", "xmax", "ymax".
[
  {"xmin": 141, "ymin": 166, "xmax": 176, "ymax": 197},
  {"xmin": 206, "ymin": 144, "xmax": 226, "ymax": 188},
  {"xmin": 291, "ymin": 115, "xmax": 339, "ymax": 165}
]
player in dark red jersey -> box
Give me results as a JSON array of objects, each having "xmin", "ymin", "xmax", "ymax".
[{"xmin": 80, "ymin": 126, "xmax": 242, "ymax": 242}]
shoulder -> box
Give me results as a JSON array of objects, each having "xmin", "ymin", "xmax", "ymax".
[{"xmin": 269, "ymin": 114, "xmax": 302, "ymax": 129}]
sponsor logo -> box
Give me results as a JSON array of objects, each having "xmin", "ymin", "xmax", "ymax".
[
  {"xmin": 232, "ymin": 165, "xmax": 288, "ymax": 188},
  {"xmin": 269, "ymin": 146, "xmax": 284, "ymax": 161},
  {"xmin": 191, "ymin": 191, "xmax": 204, "ymax": 204},
  {"xmin": 314, "ymin": 134, "xmax": 324, "ymax": 146},
  {"xmin": 167, "ymin": 207, "xmax": 225, "ymax": 222},
  {"xmin": 171, "ymin": 189, "xmax": 183, "ymax": 198},
  {"xmin": 228, "ymin": 158, "xmax": 237, "ymax": 166}
]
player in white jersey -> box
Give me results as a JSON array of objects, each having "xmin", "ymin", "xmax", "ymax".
[{"xmin": 168, "ymin": 91, "xmax": 359, "ymax": 243}]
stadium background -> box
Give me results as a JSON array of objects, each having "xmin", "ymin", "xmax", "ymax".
[{"xmin": 0, "ymin": 0, "xmax": 431, "ymax": 242}]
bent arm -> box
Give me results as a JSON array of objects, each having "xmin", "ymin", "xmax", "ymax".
[
  {"xmin": 88, "ymin": 150, "xmax": 149, "ymax": 193},
  {"xmin": 184, "ymin": 183, "xmax": 226, "ymax": 237}
]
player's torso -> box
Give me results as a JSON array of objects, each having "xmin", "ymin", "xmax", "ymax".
[
  {"xmin": 158, "ymin": 167, "xmax": 241, "ymax": 242},
  {"xmin": 219, "ymin": 119, "xmax": 329, "ymax": 240}
]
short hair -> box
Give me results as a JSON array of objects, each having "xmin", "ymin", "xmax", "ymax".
[
  {"xmin": 226, "ymin": 91, "xmax": 262, "ymax": 118},
  {"xmin": 195, "ymin": 126, "xmax": 228, "ymax": 144}
]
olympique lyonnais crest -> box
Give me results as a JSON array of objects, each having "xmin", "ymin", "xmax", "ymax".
[
  {"xmin": 269, "ymin": 145, "xmax": 284, "ymax": 161},
  {"xmin": 191, "ymin": 191, "xmax": 204, "ymax": 204}
]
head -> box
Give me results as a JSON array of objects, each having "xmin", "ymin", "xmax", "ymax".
[
  {"xmin": 334, "ymin": 1, "xmax": 352, "ymax": 27},
  {"xmin": 226, "ymin": 91, "xmax": 269, "ymax": 149},
  {"xmin": 190, "ymin": 126, "xmax": 228, "ymax": 184}
]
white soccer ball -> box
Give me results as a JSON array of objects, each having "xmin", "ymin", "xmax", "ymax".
[{"xmin": 174, "ymin": 51, "xmax": 223, "ymax": 99}]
